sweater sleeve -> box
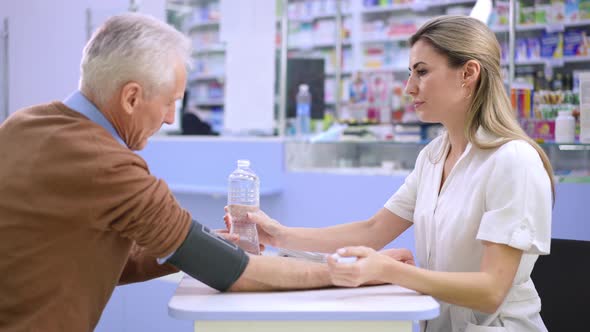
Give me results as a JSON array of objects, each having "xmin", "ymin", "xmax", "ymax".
[
  {"xmin": 118, "ymin": 243, "xmax": 180, "ymax": 285},
  {"xmin": 88, "ymin": 148, "xmax": 191, "ymax": 260}
]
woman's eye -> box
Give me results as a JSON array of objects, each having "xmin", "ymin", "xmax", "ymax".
[{"xmin": 417, "ymin": 70, "xmax": 427, "ymax": 76}]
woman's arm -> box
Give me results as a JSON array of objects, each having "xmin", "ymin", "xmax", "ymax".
[
  {"xmin": 328, "ymin": 241, "xmax": 522, "ymax": 313},
  {"xmin": 246, "ymin": 208, "xmax": 412, "ymax": 253}
]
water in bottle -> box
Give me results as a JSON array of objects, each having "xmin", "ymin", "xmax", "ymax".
[
  {"xmin": 296, "ymin": 84, "xmax": 312, "ymax": 137},
  {"xmin": 227, "ymin": 160, "xmax": 261, "ymax": 255}
]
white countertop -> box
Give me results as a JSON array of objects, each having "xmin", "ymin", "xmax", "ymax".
[{"xmin": 168, "ymin": 276, "xmax": 439, "ymax": 321}]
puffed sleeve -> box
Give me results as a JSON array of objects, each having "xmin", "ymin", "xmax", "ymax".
[
  {"xmin": 477, "ymin": 140, "xmax": 552, "ymax": 255},
  {"xmin": 383, "ymin": 147, "xmax": 428, "ymax": 222}
]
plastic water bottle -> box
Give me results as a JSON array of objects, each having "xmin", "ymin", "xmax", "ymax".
[
  {"xmin": 227, "ymin": 160, "xmax": 261, "ymax": 255},
  {"xmin": 296, "ymin": 84, "xmax": 312, "ymax": 137}
]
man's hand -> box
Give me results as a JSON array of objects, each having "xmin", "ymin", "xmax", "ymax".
[
  {"xmin": 214, "ymin": 229, "xmax": 239, "ymax": 244},
  {"xmin": 217, "ymin": 224, "xmax": 266, "ymax": 252},
  {"xmin": 224, "ymin": 207, "xmax": 284, "ymax": 248}
]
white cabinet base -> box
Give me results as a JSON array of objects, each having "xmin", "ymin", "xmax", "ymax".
[{"xmin": 195, "ymin": 321, "xmax": 412, "ymax": 332}]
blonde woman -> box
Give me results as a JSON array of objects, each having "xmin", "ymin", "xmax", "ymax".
[{"xmin": 227, "ymin": 15, "xmax": 553, "ymax": 331}]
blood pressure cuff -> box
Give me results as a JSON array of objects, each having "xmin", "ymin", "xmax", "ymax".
[{"xmin": 167, "ymin": 219, "xmax": 249, "ymax": 291}]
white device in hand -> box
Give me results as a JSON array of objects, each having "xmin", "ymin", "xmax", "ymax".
[{"xmin": 331, "ymin": 253, "xmax": 358, "ymax": 263}]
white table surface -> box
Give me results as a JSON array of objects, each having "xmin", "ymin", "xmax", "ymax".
[{"xmin": 168, "ymin": 276, "xmax": 440, "ymax": 322}]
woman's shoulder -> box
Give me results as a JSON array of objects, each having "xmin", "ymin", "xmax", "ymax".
[{"xmin": 494, "ymin": 139, "xmax": 541, "ymax": 164}]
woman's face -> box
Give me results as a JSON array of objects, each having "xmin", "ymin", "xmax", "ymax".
[{"xmin": 405, "ymin": 39, "xmax": 468, "ymax": 125}]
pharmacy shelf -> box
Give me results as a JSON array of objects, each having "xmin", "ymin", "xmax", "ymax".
[
  {"xmin": 516, "ymin": 19, "xmax": 590, "ymax": 33},
  {"xmin": 288, "ymin": 11, "xmax": 352, "ymax": 22},
  {"xmin": 360, "ymin": 66, "xmax": 407, "ymax": 73},
  {"xmin": 509, "ymin": 56, "xmax": 590, "ymax": 67},
  {"xmin": 325, "ymin": 69, "xmax": 353, "ymax": 76},
  {"xmin": 491, "ymin": 25, "xmax": 509, "ymax": 33},
  {"xmin": 189, "ymin": 73, "xmax": 224, "ymax": 82},
  {"xmin": 192, "ymin": 45, "xmax": 225, "ymax": 55},
  {"xmin": 195, "ymin": 100, "xmax": 224, "ymax": 107},
  {"xmin": 361, "ymin": 34, "xmax": 413, "ymax": 43},
  {"xmin": 188, "ymin": 20, "xmax": 219, "ymax": 31},
  {"xmin": 361, "ymin": 0, "xmax": 476, "ymax": 14},
  {"xmin": 288, "ymin": 40, "xmax": 352, "ymax": 50}
]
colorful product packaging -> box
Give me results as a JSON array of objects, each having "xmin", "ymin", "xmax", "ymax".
[
  {"xmin": 541, "ymin": 32, "xmax": 564, "ymax": 58},
  {"xmin": 580, "ymin": 0, "xmax": 590, "ymax": 19},
  {"xmin": 565, "ymin": 0, "xmax": 580, "ymax": 22},
  {"xmin": 564, "ymin": 30, "xmax": 589, "ymax": 56}
]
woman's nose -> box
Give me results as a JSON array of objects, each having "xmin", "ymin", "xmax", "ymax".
[{"xmin": 404, "ymin": 78, "xmax": 417, "ymax": 96}]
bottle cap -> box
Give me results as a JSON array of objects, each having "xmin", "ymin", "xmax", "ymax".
[
  {"xmin": 299, "ymin": 84, "xmax": 309, "ymax": 92},
  {"xmin": 237, "ymin": 160, "xmax": 250, "ymax": 168}
]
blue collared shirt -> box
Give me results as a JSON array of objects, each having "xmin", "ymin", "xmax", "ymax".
[{"xmin": 63, "ymin": 91, "xmax": 127, "ymax": 148}]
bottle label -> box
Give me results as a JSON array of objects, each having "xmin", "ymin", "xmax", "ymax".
[{"xmin": 297, "ymin": 103, "xmax": 310, "ymax": 117}]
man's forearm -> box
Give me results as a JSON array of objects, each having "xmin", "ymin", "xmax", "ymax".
[{"xmin": 229, "ymin": 255, "xmax": 332, "ymax": 292}]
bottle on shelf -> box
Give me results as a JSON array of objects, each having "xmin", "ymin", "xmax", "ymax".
[
  {"xmin": 552, "ymin": 73, "xmax": 563, "ymax": 91},
  {"xmin": 296, "ymin": 84, "xmax": 312, "ymax": 137},
  {"xmin": 227, "ymin": 160, "xmax": 261, "ymax": 255},
  {"xmin": 555, "ymin": 110, "xmax": 576, "ymax": 143}
]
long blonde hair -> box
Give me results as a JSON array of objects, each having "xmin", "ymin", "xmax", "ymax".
[{"xmin": 410, "ymin": 15, "xmax": 555, "ymax": 201}]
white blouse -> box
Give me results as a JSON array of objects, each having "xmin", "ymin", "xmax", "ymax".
[{"xmin": 385, "ymin": 130, "xmax": 552, "ymax": 332}]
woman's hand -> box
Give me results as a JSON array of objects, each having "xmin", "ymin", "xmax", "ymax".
[
  {"xmin": 327, "ymin": 246, "xmax": 393, "ymax": 287},
  {"xmin": 224, "ymin": 207, "xmax": 285, "ymax": 248},
  {"xmin": 379, "ymin": 248, "xmax": 415, "ymax": 265}
]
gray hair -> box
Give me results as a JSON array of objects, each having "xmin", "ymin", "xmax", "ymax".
[{"xmin": 79, "ymin": 13, "xmax": 192, "ymax": 106}]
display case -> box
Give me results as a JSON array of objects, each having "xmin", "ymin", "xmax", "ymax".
[{"xmin": 286, "ymin": 139, "xmax": 590, "ymax": 182}]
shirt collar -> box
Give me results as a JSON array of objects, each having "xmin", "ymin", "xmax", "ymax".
[
  {"xmin": 440, "ymin": 126, "xmax": 499, "ymax": 160},
  {"xmin": 63, "ymin": 91, "xmax": 127, "ymax": 148}
]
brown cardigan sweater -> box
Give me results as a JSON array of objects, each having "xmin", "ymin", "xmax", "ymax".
[{"xmin": 0, "ymin": 102, "xmax": 191, "ymax": 331}]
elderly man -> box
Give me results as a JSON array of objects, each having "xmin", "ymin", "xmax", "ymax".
[{"xmin": 0, "ymin": 13, "xmax": 331, "ymax": 332}]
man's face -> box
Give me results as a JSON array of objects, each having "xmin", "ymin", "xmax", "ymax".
[{"xmin": 126, "ymin": 60, "xmax": 187, "ymax": 150}]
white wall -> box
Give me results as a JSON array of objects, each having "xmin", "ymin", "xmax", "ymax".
[{"xmin": 2, "ymin": 0, "xmax": 165, "ymax": 114}]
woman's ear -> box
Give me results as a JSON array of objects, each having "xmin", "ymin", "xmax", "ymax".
[{"xmin": 462, "ymin": 60, "xmax": 481, "ymax": 86}]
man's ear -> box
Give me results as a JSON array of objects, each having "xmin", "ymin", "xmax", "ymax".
[
  {"xmin": 462, "ymin": 60, "xmax": 481, "ymax": 87},
  {"xmin": 120, "ymin": 82, "xmax": 142, "ymax": 115}
]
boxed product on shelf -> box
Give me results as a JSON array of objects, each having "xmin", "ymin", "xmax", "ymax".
[
  {"xmin": 519, "ymin": 5, "xmax": 535, "ymax": 25},
  {"xmin": 581, "ymin": 0, "xmax": 590, "ymax": 19},
  {"xmin": 534, "ymin": 3, "xmax": 550, "ymax": 24},
  {"xmin": 517, "ymin": 38, "xmax": 541, "ymax": 60},
  {"xmin": 573, "ymin": 69, "xmax": 590, "ymax": 92},
  {"xmin": 191, "ymin": 30, "xmax": 221, "ymax": 50},
  {"xmin": 551, "ymin": 0, "xmax": 567, "ymax": 23},
  {"xmin": 565, "ymin": 0, "xmax": 581, "ymax": 22},
  {"xmin": 386, "ymin": 15, "xmax": 424, "ymax": 36},
  {"xmin": 349, "ymin": 73, "xmax": 368, "ymax": 103},
  {"xmin": 288, "ymin": 0, "xmax": 351, "ymax": 20},
  {"xmin": 563, "ymin": 29, "xmax": 589, "ymax": 56},
  {"xmin": 363, "ymin": 43, "xmax": 388, "ymax": 68},
  {"xmin": 540, "ymin": 32, "xmax": 564, "ymax": 58},
  {"xmin": 521, "ymin": 118, "xmax": 556, "ymax": 141},
  {"xmin": 491, "ymin": 1, "xmax": 510, "ymax": 27}
]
